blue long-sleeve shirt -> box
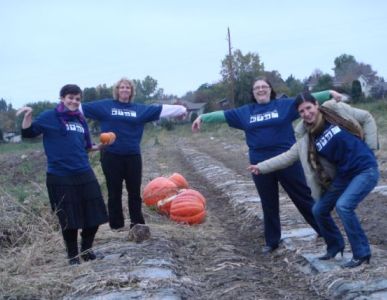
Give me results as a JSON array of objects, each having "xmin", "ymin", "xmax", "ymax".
[
  {"xmin": 22, "ymin": 110, "xmax": 91, "ymax": 176},
  {"xmin": 225, "ymin": 98, "xmax": 300, "ymax": 163},
  {"xmin": 82, "ymin": 99, "xmax": 162, "ymax": 155},
  {"xmin": 315, "ymin": 122, "xmax": 377, "ymax": 179}
]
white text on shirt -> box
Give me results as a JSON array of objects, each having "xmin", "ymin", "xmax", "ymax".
[
  {"xmin": 249, "ymin": 110, "xmax": 279, "ymax": 123},
  {"xmin": 315, "ymin": 125, "xmax": 341, "ymax": 151},
  {"xmin": 111, "ymin": 108, "xmax": 137, "ymax": 117},
  {"xmin": 66, "ymin": 122, "xmax": 85, "ymax": 133}
]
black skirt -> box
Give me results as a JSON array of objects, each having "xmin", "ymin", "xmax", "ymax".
[{"xmin": 46, "ymin": 170, "xmax": 108, "ymax": 229}]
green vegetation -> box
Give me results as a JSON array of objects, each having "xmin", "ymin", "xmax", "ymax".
[
  {"xmin": 0, "ymin": 140, "xmax": 42, "ymax": 154},
  {"xmin": 353, "ymin": 100, "xmax": 387, "ymax": 134}
]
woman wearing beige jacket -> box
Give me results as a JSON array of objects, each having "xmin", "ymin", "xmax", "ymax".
[{"xmin": 249, "ymin": 93, "xmax": 379, "ymax": 268}]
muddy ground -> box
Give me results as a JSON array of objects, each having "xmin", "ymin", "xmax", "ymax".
[
  {"xmin": 139, "ymin": 133, "xmax": 324, "ymax": 299},
  {"xmin": 1, "ymin": 126, "xmax": 387, "ymax": 299}
]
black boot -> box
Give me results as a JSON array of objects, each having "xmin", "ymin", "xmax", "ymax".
[
  {"xmin": 81, "ymin": 250, "xmax": 97, "ymax": 261},
  {"xmin": 81, "ymin": 226, "xmax": 99, "ymax": 262},
  {"xmin": 342, "ymin": 255, "xmax": 371, "ymax": 268},
  {"xmin": 318, "ymin": 247, "xmax": 344, "ymax": 260},
  {"xmin": 69, "ymin": 257, "xmax": 81, "ymax": 265},
  {"xmin": 62, "ymin": 229, "xmax": 80, "ymax": 265}
]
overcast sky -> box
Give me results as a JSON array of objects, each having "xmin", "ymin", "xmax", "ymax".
[{"xmin": 1, "ymin": 0, "xmax": 386, "ymax": 108}]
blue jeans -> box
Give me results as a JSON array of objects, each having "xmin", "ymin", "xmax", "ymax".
[{"xmin": 313, "ymin": 167, "xmax": 379, "ymax": 259}]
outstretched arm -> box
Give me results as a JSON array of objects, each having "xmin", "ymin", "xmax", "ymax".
[
  {"xmin": 312, "ymin": 90, "xmax": 344, "ymax": 103},
  {"xmin": 247, "ymin": 143, "xmax": 300, "ymax": 175},
  {"xmin": 160, "ymin": 104, "xmax": 187, "ymax": 119},
  {"xmin": 191, "ymin": 111, "xmax": 226, "ymax": 133},
  {"xmin": 16, "ymin": 107, "xmax": 33, "ymax": 129}
]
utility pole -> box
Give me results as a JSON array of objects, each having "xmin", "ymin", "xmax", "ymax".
[{"xmin": 227, "ymin": 27, "xmax": 235, "ymax": 108}]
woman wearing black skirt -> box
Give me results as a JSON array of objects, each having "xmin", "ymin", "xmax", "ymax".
[{"xmin": 18, "ymin": 84, "xmax": 109, "ymax": 265}]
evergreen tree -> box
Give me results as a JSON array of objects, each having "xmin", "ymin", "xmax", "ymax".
[{"xmin": 351, "ymin": 80, "xmax": 363, "ymax": 102}]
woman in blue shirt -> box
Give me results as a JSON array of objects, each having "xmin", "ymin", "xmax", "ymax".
[
  {"xmin": 81, "ymin": 77, "xmax": 186, "ymax": 231},
  {"xmin": 192, "ymin": 77, "xmax": 341, "ymax": 254},
  {"xmin": 18, "ymin": 84, "xmax": 109, "ymax": 265},
  {"xmin": 249, "ymin": 92, "xmax": 379, "ymax": 268}
]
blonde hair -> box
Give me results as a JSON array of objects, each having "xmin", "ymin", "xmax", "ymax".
[{"xmin": 113, "ymin": 77, "xmax": 136, "ymax": 101}]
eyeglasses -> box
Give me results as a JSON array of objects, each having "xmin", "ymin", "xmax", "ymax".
[{"xmin": 253, "ymin": 85, "xmax": 270, "ymax": 91}]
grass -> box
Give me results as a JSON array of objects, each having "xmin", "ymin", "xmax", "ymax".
[
  {"xmin": 142, "ymin": 122, "xmax": 244, "ymax": 147},
  {"xmin": 0, "ymin": 139, "xmax": 42, "ymax": 154},
  {"xmin": 353, "ymin": 100, "xmax": 387, "ymax": 134},
  {"xmin": 0, "ymin": 141, "xmax": 97, "ymax": 298}
]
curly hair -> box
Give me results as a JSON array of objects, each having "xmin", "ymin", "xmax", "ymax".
[{"xmin": 113, "ymin": 77, "xmax": 136, "ymax": 101}]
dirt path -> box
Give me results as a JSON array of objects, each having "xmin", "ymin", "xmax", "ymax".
[{"xmin": 141, "ymin": 136, "xmax": 324, "ymax": 299}]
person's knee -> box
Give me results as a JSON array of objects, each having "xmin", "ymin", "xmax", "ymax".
[{"xmin": 335, "ymin": 201, "xmax": 352, "ymax": 215}]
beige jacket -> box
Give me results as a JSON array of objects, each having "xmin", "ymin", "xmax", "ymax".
[{"xmin": 257, "ymin": 100, "xmax": 378, "ymax": 200}]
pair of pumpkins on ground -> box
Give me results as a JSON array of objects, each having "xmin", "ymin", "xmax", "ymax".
[{"xmin": 143, "ymin": 173, "xmax": 206, "ymax": 225}]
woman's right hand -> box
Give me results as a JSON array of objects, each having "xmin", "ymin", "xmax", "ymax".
[
  {"xmin": 16, "ymin": 106, "xmax": 33, "ymax": 129},
  {"xmin": 16, "ymin": 106, "xmax": 33, "ymax": 117},
  {"xmin": 247, "ymin": 165, "xmax": 260, "ymax": 175},
  {"xmin": 191, "ymin": 116, "xmax": 202, "ymax": 133}
]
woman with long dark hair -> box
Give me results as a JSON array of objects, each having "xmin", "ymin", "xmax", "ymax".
[{"xmin": 249, "ymin": 92, "xmax": 378, "ymax": 268}]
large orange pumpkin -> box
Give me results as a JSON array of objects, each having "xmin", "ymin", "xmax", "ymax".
[
  {"xmin": 178, "ymin": 189, "xmax": 206, "ymax": 206},
  {"xmin": 169, "ymin": 190, "xmax": 206, "ymax": 225},
  {"xmin": 168, "ymin": 172, "xmax": 189, "ymax": 189},
  {"xmin": 143, "ymin": 177, "xmax": 178, "ymax": 207},
  {"xmin": 157, "ymin": 189, "xmax": 206, "ymax": 216}
]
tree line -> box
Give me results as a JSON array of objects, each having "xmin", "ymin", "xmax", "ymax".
[
  {"xmin": 1, "ymin": 50, "xmax": 385, "ymax": 136},
  {"xmin": 182, "ymin": 51, "xmax": 385, "ymax": 110}
]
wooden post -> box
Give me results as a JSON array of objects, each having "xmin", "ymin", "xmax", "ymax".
[{"xmin": 227, "ymin": 27, "xmax": 235, "ymax": 108}]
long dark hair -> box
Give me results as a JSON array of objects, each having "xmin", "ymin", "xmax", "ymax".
[
  {"xmin": 250, "ymin": 76, "xmax": 277, "ymax": 103},
  {"xmin": 294, "ymin": 91, "xmax": 317, "ymax": 109}
]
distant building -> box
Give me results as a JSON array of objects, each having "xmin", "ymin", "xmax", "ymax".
[
  {"xmin": 357, "ymin": 75, "xmax": 372, "ymax": 97},
  {"xmin": 217, "ymin": 98, "xmax": 232, "ymax": 110},
  {"xmin": 178, "ymin": 100, "xmax": 206, "ymax": 122},
  {"xmin": 304, "ymin": 76, "xmax": 319, "ymax": 91},
  {"xmin": 153, "ymin": 99, "xmax": 207, "ymax": 122},
  {"xmin": 3, "ymin": 132, "xmax": 22, "ymax": 143}
]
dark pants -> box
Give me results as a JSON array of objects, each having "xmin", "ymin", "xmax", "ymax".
[
  {"xmin": 252, "ymin": 161, "xmax": 320, "ymax": 247},
  {"xmin": 101, "ymin": 151, "xmax": 145, "ymax": 229},
  {"xmin": 62, "ymin": 226, "xmax": 98, "ymax": 259}
]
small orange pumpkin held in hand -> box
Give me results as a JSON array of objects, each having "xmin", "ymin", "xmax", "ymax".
[{"xmin": 100, "ymin": 132, "xmax": 116, "ymax": 145}]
